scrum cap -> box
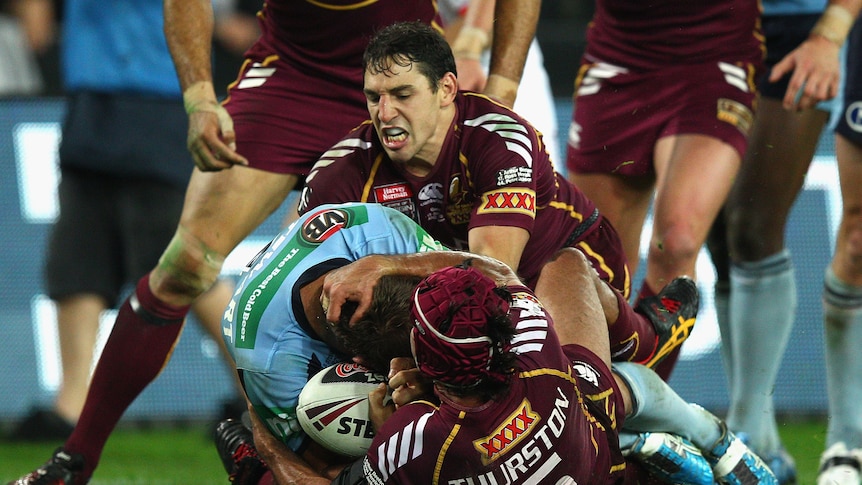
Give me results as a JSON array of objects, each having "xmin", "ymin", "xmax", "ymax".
[{"xmin": 410, "ymin": 265, "xmax": 510, "ymax": 388}]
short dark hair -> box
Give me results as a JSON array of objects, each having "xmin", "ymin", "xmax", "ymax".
[
  {"xmin": 363, "ymin": 21, "xmax": 457, "ymax": 93},
  {"xmin": 332, "ymin": 274, "xmax": 424, "ymax": 373}
]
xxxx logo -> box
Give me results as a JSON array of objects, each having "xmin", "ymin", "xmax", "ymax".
[
  {"xmin": 478, "ymin": 188, "xmax": 536, "ymax": 216},
  {"xmin": 473, "ymin": 398, "xmax": 540, "ymax": 464}
]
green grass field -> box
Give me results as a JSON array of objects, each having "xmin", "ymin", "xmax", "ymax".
[{"xmin": 0, "ymin": 417, "xmax": 830, "ymax": 484}]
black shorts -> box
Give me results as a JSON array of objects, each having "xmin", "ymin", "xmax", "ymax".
[
  {"xmin": 43, "ymin": 168, "xmax": 185, "ymax": 304},
  {"xmin": 835, "ymin": 19, "xmax": 862, "ymax": 145},
  {"xmin": 758, "ymin": 13, "xmax": 821, "ymax": 100}
]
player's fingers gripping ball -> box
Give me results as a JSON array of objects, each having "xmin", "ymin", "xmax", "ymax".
[{"xmin": 410, "ymin": 264, "xmax": 512, "ymax": 388}]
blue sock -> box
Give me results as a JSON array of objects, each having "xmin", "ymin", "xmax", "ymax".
[
  {"xmin": 613, "ymin": 362, "xmax": 721, "ymax": 450},
  {"xmin": 618, "ymin": 430, "xmax": 638, "ymax": 450},
  {"xmin": 727, "ymin": 250, "xmax": 795, "ymax": 454},
  {"xmin": 823, "ymin": 268, "xmax": 862, "ymax": 449}
]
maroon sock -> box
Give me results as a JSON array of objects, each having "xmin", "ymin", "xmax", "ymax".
[
  {"xmin": 65, "ymin": 274, "xmax": 190, "ymax": 478},
  {"xmin": 636, "ymin": 280, "xmax": 657, "ymax": 301},
  {"xmin": 608, "ymin": 288, "xmax": 660, "ymax": 364},
  {"xmin": 652, "ymin": 347, "xmax": 681, "ymax": 381},
  {"xmin": 258, "ymin": 470, "xmax": 275, "ymax": 485}
]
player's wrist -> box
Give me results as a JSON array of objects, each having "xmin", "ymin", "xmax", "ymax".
[
  {"xmin": 182, "ymin": 81, "xmax": 220, "ymax": 114},
  {"xmin": 452, "ymin": 26, "xmax": 489, "ymax": 61},
  {"xmin": 484, "ymin": 74, "xmax": 520, "ymax": 107},
  {"xmin": 810, "ymin": 4, "xmax": 855, "ymax": 47}
]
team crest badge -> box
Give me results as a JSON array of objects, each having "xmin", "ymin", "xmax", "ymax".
[{"xmin": 301, "ymin": 208, "xmax": 348, "ymax": 243}]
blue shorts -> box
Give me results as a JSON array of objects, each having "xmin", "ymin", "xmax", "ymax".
[
  {"xmin": 759, "ymin": 13, "xmax": 836, "ymax": 112},
  {"xmin": 834, "ymin": 19, "xmax": 862, "ymax": 145}
]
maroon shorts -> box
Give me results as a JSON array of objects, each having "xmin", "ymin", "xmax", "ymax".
[
  {"xmin": 566, "ymin": 60, "xmax": 760, "ymax": 177},
  {"xmin": 573, "ymin": 213, "xmax": 632, "ymax": 300},
  {"xmin": 223, "ymin": 48, "xmax": 370, "ymax": 176},
  {"xmin": 562, "ymin": 343, "xmax": 627, "ymax": 483}
]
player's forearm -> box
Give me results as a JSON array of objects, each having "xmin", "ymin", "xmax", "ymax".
[
  {"xmin": 486, "ymin": 0, "xmax": 541, "ymax": 105},
  {"xmin": 452, "ymin": 0, "xmax": 495, "ymax": 60},
  {"xmin": 267, "ymin": 458, "xmax": 333, "ymax": 485},
  {"xmin": 10, "ymin": 0, "xmax": 55, "ymax": 53},
  {"xmin": 380, "ymin": 251, "xmax": 520, "ymax": 287},
  {"xmin": 828, "ymin": 0, "xmax": 862, "ymax": 19},
  {"xmin": 253, "ymin": 428, "xmax": 332, "ymax": 485},
  {"xmin": 163, "ymin": 0, "xmax": 216, "ymax": 93}
]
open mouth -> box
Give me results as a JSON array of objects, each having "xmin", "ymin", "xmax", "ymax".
[{"xmin": 382, "ymin": 127, "xmax": 408, "ymax": 148}]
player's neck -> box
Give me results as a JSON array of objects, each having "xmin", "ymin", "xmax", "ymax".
[{"xmin": 436, "ymin": 384, "xmax": 489, "ymax": 410}]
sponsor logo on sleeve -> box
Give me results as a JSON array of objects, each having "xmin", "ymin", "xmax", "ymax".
[
  {"xmin": 478, "ymin": 188, "xmax": 536, "ymax": 216},
  {"xmin": 495, "ymin": 166, "xmax": 533, "ymax": 186},
  {"xmin": 301, "ymin": 208, "xmax": 348, "ymax": 243}
]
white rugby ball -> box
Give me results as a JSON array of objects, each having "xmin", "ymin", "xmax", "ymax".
[{"xmin": 297, "ymin": 362, "xmax": 387, "ymax": 457}]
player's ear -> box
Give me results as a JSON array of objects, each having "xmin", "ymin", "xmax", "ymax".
[{"xmin": 439, "ymin": 72, "xmax": 458, "ymax": 105}]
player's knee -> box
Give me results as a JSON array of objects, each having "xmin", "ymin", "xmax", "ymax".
[
  {"xmin": 725, "ymin": 206, "xmax": 782, "ymax": 261},
  {"xmin": 153, "ymin": 227, "xmax": 226, "ymax": 299},
  {"xmin": 544, "ymin": 247, "xmax": 592, "ymax": 276},
  {"xmin": 648, "ymin": 224, "xmax": 700, "ymax": 266},
  {"xmin": 839, "ymin": 205, "xmax": 862, "ymax": 266}
]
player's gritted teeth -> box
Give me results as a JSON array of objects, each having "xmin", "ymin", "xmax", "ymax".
[{"xmin": 382, "ymin": 127, "xmax": 408, "ymax": 149}]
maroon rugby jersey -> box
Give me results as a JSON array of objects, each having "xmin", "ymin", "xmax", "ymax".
[
  {"xmin": 253, "ymin": 0, "xmax": 442, "ymax": 90},
  {"xmin": 585, "ymin": 0, "xmax": 764, "ymax": 71},
  {"xmin": 362, "ymin": 286, "xmax": 626, "ymax": 485},
  {"xmin": 299, "ymin": 93, "xmax": 599, "ymax": 286}
]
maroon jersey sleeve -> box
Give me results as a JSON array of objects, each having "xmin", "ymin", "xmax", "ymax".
[
  {"xmin": 298, "ymin": 122, "xmax": 378, "ymax": 215},
  {"xmin": 456, "ymin": 95, "xmax": 600, "ymax": 285},
  {"xmin": 455, "ymin": 94, "xmax": 553, "ymax": 235}
]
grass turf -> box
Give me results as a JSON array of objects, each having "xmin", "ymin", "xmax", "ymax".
[
  {"xmin": 0, "ymin": 423, "xmax": 226, "ymax": 484},
  {"xmin": 0, "ymin": 417, "xmax": 830, "ymax": 484}
]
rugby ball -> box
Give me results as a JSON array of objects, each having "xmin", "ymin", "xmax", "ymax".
[{"xmin": 297, "ymin": 362, "xmax": 387, "ymax": 457}]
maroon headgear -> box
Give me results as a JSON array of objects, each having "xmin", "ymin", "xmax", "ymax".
[{"xmin": 410, "ymin": 265, "xmax": 511, "ymax": 388}]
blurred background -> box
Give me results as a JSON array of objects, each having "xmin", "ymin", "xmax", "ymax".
[{"xmin": 0, "ymin": 0, "xmax": 837, "ymax": 429}]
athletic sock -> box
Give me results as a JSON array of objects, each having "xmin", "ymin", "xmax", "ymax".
[
  {"xmin": 726, "ymin": 250, "xmax": 795, "ymax": 454},
  {"xmin": 613, "ymin": 362, "xmax": 721, "ymax": 449},
  {"xmin": 65, "ymin": 273, "xmax": 191, "ymax": 478},
  {"xmin": 607, "ymin": 288, "xmax": 666, "ymax": 364},
  {"xmin": 823, "ymin": 268, "xmax": 862, "ymax": 449},
  {"xmin": 713, "ymin": 279, "xmax": 732, "ymax": 388},
  {"xmin": 259, "ymin": 470, "xmax": 275, "ymax": 485}
]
